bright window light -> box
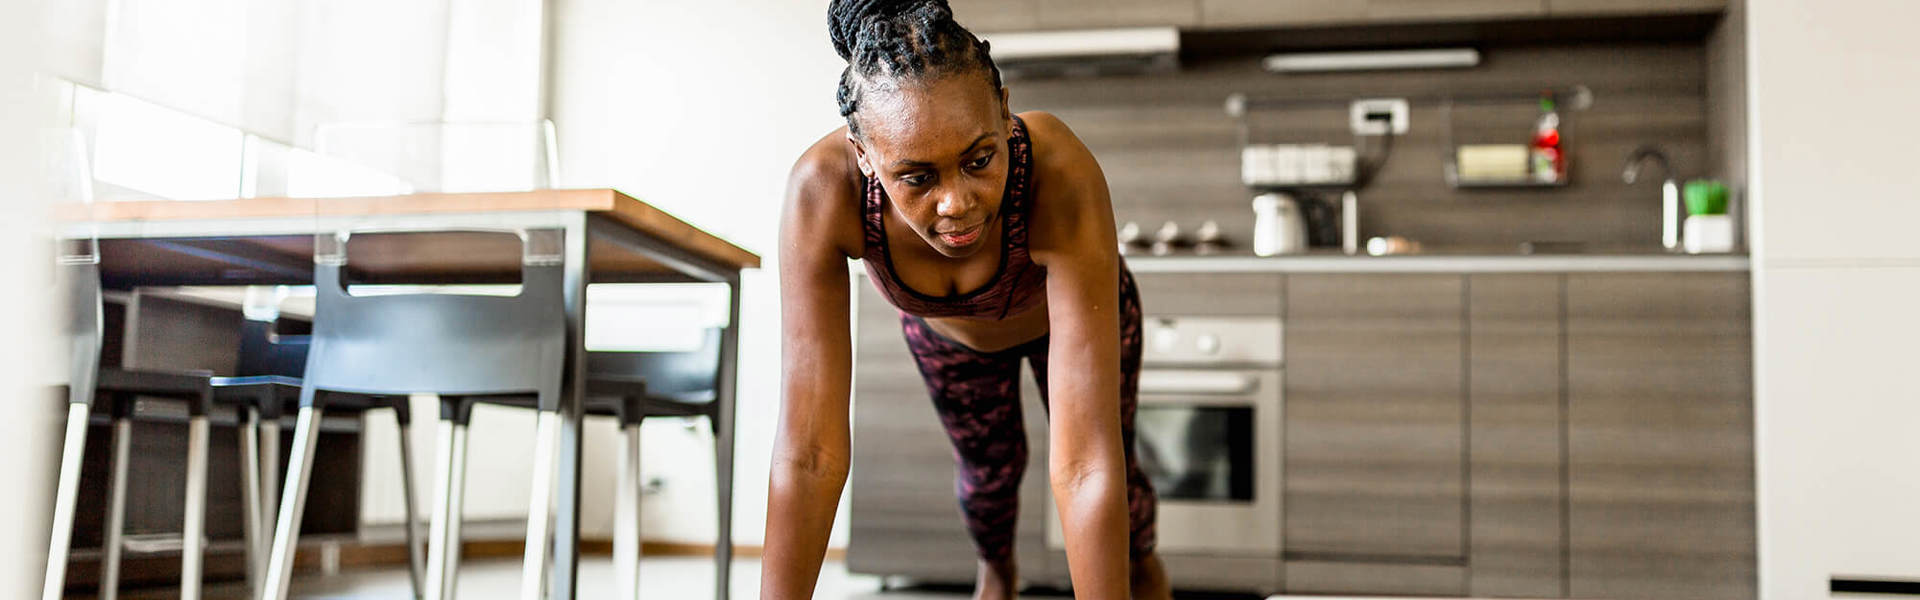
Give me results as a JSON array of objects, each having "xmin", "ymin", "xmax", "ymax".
[{"xmin": 90, "ymin": 92, "xmax": 244, "ymax": 200}]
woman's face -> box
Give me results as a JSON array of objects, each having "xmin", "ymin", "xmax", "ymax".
[{"xmin": 850, "ymin": 74, "xmax": 1012, "ymax": 259}]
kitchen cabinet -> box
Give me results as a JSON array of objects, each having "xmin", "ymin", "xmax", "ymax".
[
  {"xmin": 1466, "ymin": 275, "xmax": 1565, "ymax": 598},
  {"xmin": 1565, "ymin": 272, "xmax": 1754, "ymax": 600},
  {"xmin": 1282, "ymin": 274, "xmax": 1467, "ymax": 596},
  {"xmin": 1038, "ymin": 0, "xmax": 1199, "ymax": 29},
  {"xmin": 949, "ymin": 0, "xmax": 1041, "ymax": 33},
  {"xmin": 1548, "ymin": 0, "xmax": 1726, "ymax": 17},
  {"xmin": 845, "ymin": 280, "xmax": 1053, "ymax": 583},
  {"xmin": 968, "ymin": 0, "xmax": 1726, "ymax": 34},
  {"xmin": 1200, "ymin": 0, "xmax": 1369, "ymax": 28},
  {"xmin": 1369, "ymin": 0, "xmax": 1546, "ymax": 22}
]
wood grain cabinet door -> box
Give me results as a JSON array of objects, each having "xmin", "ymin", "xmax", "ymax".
[
  {"xmin": 950, "ymin": 0, "xmax": 1042, "ymax": 32},
  {"xmin": 1368, "ymin": 0, "xmax": 1546, "ymax": 21},
  {"xmin": 1199, "ymin": 0, "xmax": 1370, "ymax": 28},
  {"xmin": 1547, "ymin": 0, "xmax": 1725, "ymax": 16},
  {"xmin": 1282, "ymin": 274, "xmax": 1468, "ymax": 593},
  {"xmin": 1466, "ymin": 274, "xmax": 1567, "ymax": 598},
  {"xmin": 1037, "ymin": 0, "xmax": 1199, "ymax": 29},
  {"xmin": 1564, "ymin": 272, "xmax": 1755, "ymax": 600}
]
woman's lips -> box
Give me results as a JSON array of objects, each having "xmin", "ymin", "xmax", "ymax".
[{"xmin": 939, "ymin": 223, "xmax": 983, "ymax": 247}]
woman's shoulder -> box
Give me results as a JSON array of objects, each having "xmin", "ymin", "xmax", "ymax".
[
  {"xmin": 1015, "ymin": 111, "xmax": 1100, "ymax": 184},
  {"xmin": 782, "ymin": 125, "xmax": 868, "ymax": 260},
  {"xmin": 1014, "ymin": 111, "xmax": 1115, "ymax": 260}
]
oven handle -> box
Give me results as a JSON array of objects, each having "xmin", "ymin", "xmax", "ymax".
[{"xmin": 1138, "ymin": 370, "xmax": 1262, "ymax": 395}]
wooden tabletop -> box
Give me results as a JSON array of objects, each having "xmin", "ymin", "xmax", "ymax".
[{"xmin": 70, "ymin": 189, "xmax": 760, "ymax": 286}]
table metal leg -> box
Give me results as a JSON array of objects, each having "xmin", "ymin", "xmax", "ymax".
[
  {"xmin": 549, "ymin": 214, "xmax": 590, "ymax": 600},
  {"xmin": 712, "ymin": 277, "xmax": 742, "ymax": 600}
]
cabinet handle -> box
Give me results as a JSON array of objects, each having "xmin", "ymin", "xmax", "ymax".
[{"xmin": 1138, "ymin": 371, "xmax": 1260, "ymax": 395}]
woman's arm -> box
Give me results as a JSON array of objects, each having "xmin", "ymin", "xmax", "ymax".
[
  {"xmin": 761, "ymin": 143, "xmax": 863, "ymax": 600},
  {"xmin": 1024, "ymin": 112, "xmax": 1130, "ymax": 600}
]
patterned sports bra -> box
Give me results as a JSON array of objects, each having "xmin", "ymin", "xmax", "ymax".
[{"xmin": 860, "ymin": 115, "xmax": 1048, "ymax": 320}]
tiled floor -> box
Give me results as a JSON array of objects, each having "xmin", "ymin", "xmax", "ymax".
[{"xmin": 84, "ymin": 556, "xmax": 969, "ymax": 599}]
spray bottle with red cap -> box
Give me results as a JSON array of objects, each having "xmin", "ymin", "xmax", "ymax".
[{"xmin": 1531, "ymin": 92, "xmax": 1564, "ymax": 183}]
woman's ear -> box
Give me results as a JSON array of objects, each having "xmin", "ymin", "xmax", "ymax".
[
  {"xmin": 846, "ymin": 132, "xmax": 872, "ymax": 178},
  {"xmin": 1000, "ymin": 87, "xmax": 1013, "ymax": 123}
]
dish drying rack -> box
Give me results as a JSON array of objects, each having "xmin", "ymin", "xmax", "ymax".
[{"xmin": 1224, "ymin": 85, "xmax": 1594, "ymax": 192}]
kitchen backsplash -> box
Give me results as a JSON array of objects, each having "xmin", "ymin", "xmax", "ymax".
[{"xmin": 1011, "ymin": 41, "xmax": 1710, "ymax": 252}]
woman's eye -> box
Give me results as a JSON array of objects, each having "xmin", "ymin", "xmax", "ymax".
[
  {"xmin": 966, "ymin": 154, "xmax": 994, "ymax": 170},
  {"xmin": 901, "ymin": 173, "xmax": 931, "ymax": 187}
]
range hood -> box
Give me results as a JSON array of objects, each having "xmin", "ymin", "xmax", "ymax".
[{"xmin": 982, "ymin": 27, "xmax": 1180, "ymax": 78}]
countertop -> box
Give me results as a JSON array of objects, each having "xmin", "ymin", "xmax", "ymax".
[{"xmin": 1123, "ymin": 250, "xmax": 1749, "ymax": 273}]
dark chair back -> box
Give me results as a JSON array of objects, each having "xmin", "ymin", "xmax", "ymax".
[
  {"xmin": 586, "ymin": 328, "xmax": 723, "ymax": 402},
  {"xmin": 61, "ymin": 262, "xmax": 103, "ymax": 406},
  {"xmin": 301, "ymin": 235, "xmax": 566, "ymax": 404},
  {"xmin": 237, "ymin": 319, "xmax": 310, "ymax": 378}
]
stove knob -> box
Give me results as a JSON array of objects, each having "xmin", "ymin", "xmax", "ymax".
[
  {"xmin": 1196, "ymin": 333, "xmax": 1221, "ymax": 355},
  {"xmin": 1154, "ymin": 328, "xmax": 1180, "ymax": 353}
]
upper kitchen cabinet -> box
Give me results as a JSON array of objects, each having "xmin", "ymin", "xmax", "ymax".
[
  {"xmin": 1039, "ymin": 0, "xmax": 1200, "ymax": 29},
  {"xmin": 1548, "ymin": 0, "xmax": 1726, "ymax": 16},
  {"xmin": 1201, "ymin": 0, "xmax": 1369, "ymax": 28},
  {"xmin": 1283, "ymin": 274, "xmax": 1468, "ymax": 596},
  {"xmin": 1368, "ymin": 0, "xmax": 1546, "ymax": 22},
  {"xmin": 1565, "ymin": 272, "xmax": 1754, "ymax": 600},
  {"xmin": 950, "ymin": 0, "xmax": 1041, "ymax": 33}
]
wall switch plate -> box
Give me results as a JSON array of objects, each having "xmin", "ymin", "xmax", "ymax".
[{"xmin": 1350, "ymin": 98, "xmax": 1410, "ymax": 135}]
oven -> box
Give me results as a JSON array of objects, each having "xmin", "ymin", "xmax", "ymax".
[{"xmin": 1049, "ymin": 316, "xmax": 1284, "ymax": 557}]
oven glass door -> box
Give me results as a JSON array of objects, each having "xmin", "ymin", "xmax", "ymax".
[
  {"xmin": 1046, "ymin": 368, "xmax": 1283, "ymax": 556},
  {"xmin": 1135, "ymin": 404, "xmax": 1255, "ymax": 502}
]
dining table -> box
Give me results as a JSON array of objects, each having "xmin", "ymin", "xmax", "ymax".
[{"xmin": 60, "ymin": 188, "xmax": 760, "ymax": 600}]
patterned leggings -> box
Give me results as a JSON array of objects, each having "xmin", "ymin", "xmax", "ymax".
[{"xmin": 898, "ymin": 268, "xmax": 1157, "ymax": 562}]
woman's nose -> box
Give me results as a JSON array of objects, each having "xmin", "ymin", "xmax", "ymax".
[{"xmin": 935, "ymin": 189, "xmax": 973, "ymax": 218}]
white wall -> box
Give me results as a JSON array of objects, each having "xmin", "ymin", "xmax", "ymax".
[
  {"xmin": 3, "ymin": 0, "xmax": 60, "ymax": 595},
  {"xmin": 550, "ymin": 0, "xmax": 848, "ymax": 547},
  {"xmin": 1747, "ymin": 1, "xmax": 1920, "ymax": 598}
]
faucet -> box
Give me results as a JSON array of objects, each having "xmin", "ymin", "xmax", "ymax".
[{"xmin": 1623, "ymin": 146, "xmax": 1682, "ymax": 252}]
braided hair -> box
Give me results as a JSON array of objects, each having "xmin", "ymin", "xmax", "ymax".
[{"xmin": 829, "ymin": 0, "xmax": 1004, "ymax": 137}]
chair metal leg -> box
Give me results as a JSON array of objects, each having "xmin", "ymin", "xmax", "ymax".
[
  {"xmin": 426, "ymin": 419, "xmax": 471, "ymax": 600},
  {"xmin": 42, "ymin": 403, "xmax": 93, "ymax": 600},
  {"xmin": 520, "ymin": 411, "xmax": 561, "ymax": 600},
  {"xmin": 238, "ymin": 406, "xmax": 265, "ymax": 596},
  {"xmin": 396, "ymin": 410, "xmax": 427, "ymax": 600},
  {"xmin": 614, "ymin": 422, "xmax": 642, "ymax": 600},
  {"xmin": 262, "ymin": 405, "xmax": 323, "ymax": 600},
  {"xmin": 446, "ymin": 423, "xmax": 469, "ymax": 599},
  {"xmin": 260, "ymin": 414, "xmax": 282, "ymax": 527},
  {"xmin": 181, "ymin": 414, "xmax": 210, "ymax": 600},
  {"xmin": 99, "ymin": 415, "xmax": 132, "ymax": 600}
]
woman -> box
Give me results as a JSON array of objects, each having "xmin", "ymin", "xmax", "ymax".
[{"xmin": 763, "ymin": 1, "xmax": 1169, "ymax": 598}]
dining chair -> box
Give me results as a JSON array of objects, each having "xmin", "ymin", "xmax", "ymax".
[
  {"xmin": 43, "ymin": 263, "xmax": 344, "ymax": 600},
  {"xmin": 260, "ymin": 229, "xmax": 605, "ymax": 600}
]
